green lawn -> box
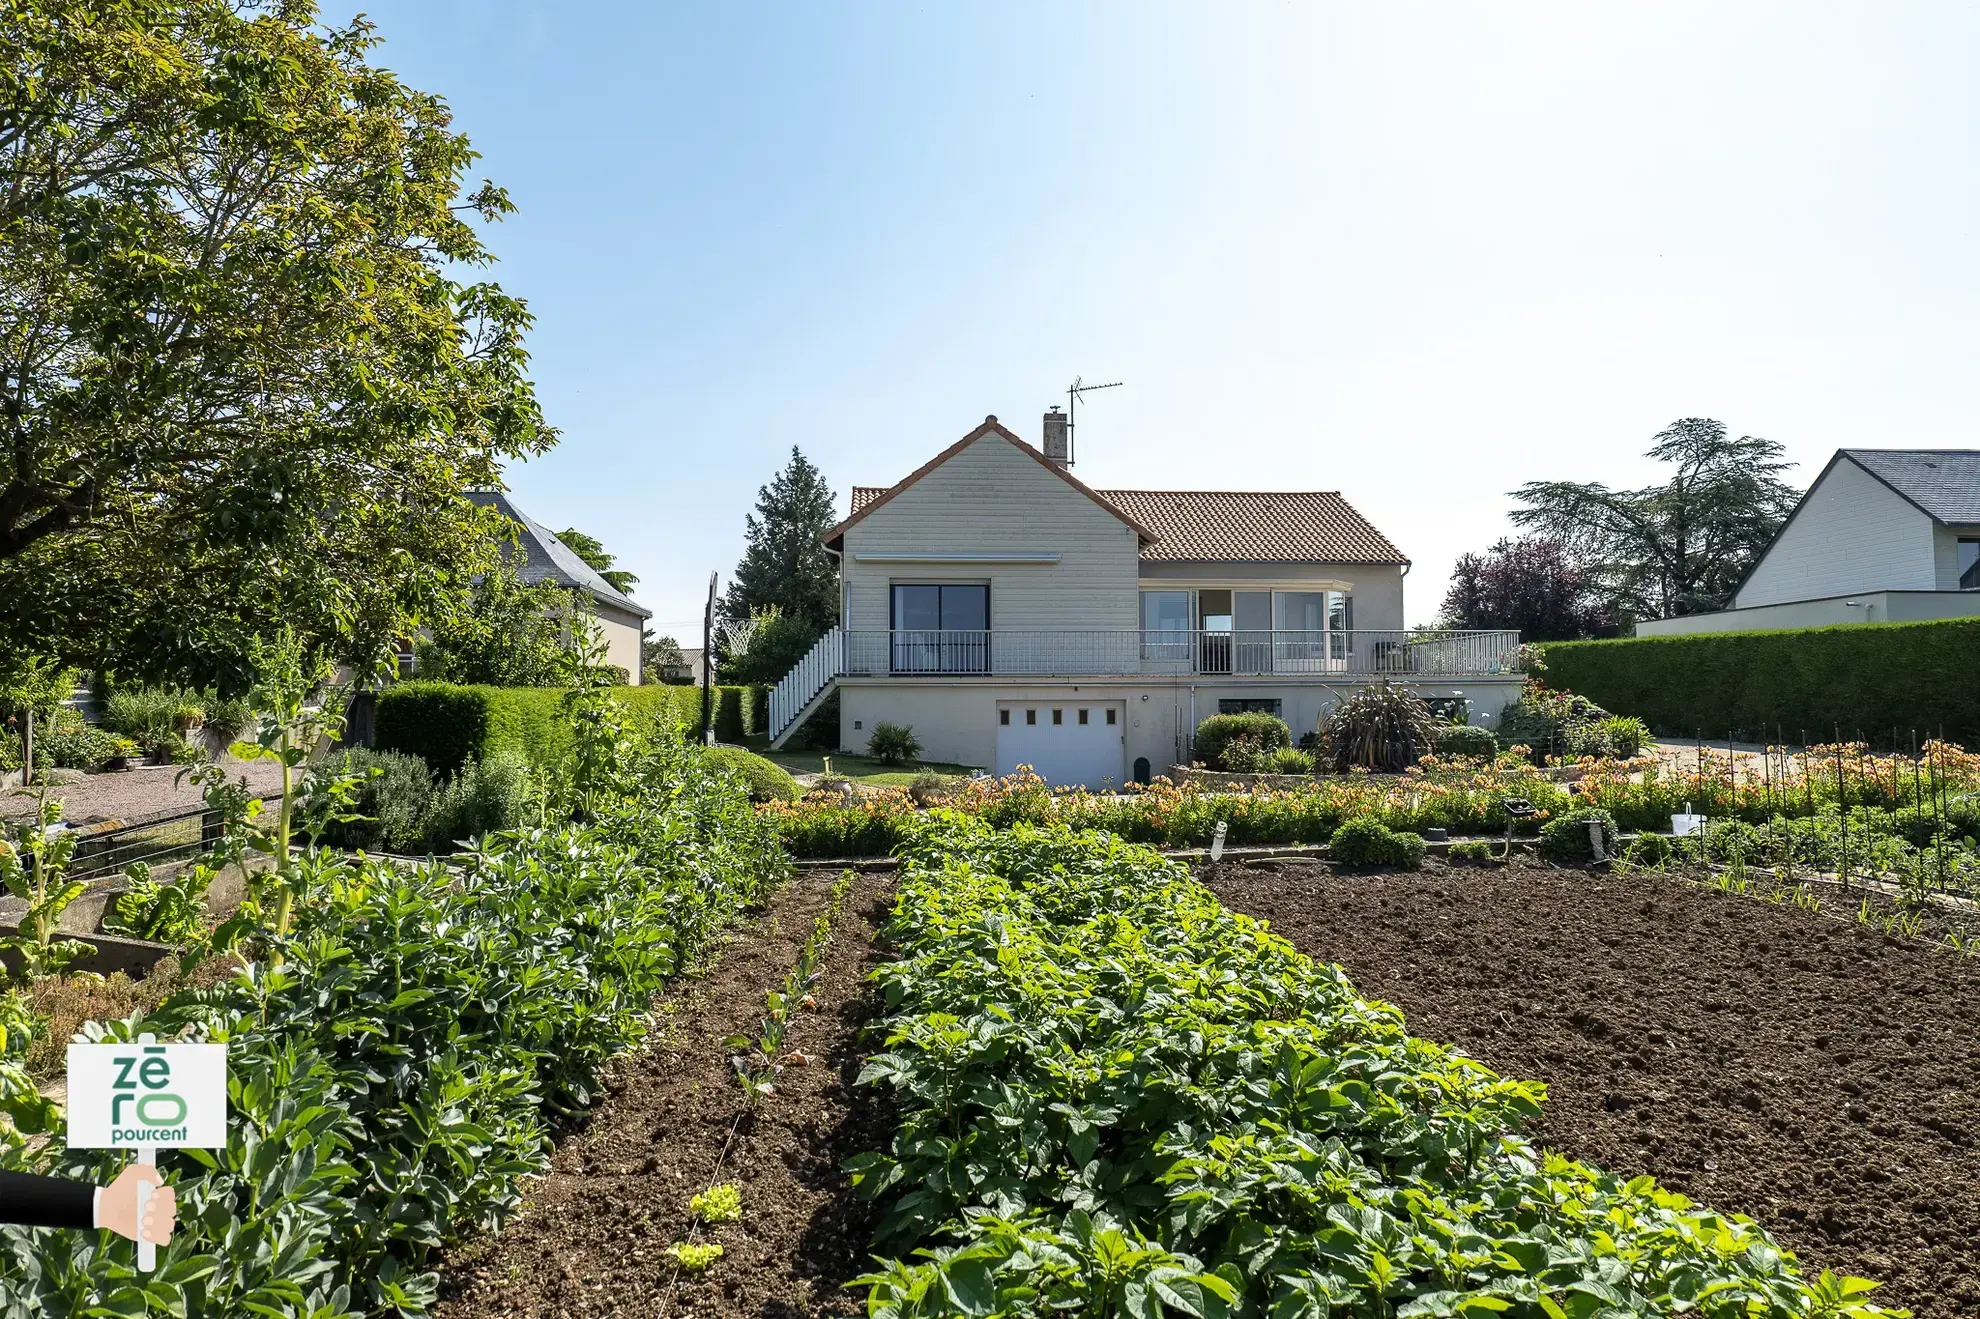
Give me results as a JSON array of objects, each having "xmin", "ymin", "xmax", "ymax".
[{"xmin": 759, "ymin": 748, "xmax": 981, "ymax": 787}]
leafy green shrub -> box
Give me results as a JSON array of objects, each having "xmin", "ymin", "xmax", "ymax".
[
  {"xmin": 1216, "ymin": 737, "xmax": 1266, "ymax": 773},
  {"xmin": 850, "ymin": 814, "xmax": 1869, "ymax": 1316},
  {"xmin": 1447, "ymin": 839, "xmax": 1497, "ymax": 863},
  {"xmin": 424, "ymin": 753, "xmax": 535, "ymax": 850},
  {"xmin": 867, "ymin": 721, "xmax": 921, "ymax": 766},
  {"xmin": 1319, "ymin": 681, "xmax": 1440, "ymax": 772},
  {"xmin": 1539, "ymin": 806, "xmax": 1620, "ymax": 862},
  {"xmin": 704, "ymin": 746, "xmax": 799, "ymax": 802},
  {"xmin": 315, "ymin": 748, "xmax": 437, "ymax": 853},
  {"xmin": 1541, "ymin": 616, "xmax": 1980, "ymax": 745},
  {"xmin": 1494, "ymin": 685, "xmax": 1612, "ymax": 761},
  {"xmin": 1192, "ymin": 713, "xmax": 1291, "ymax": 769},
  {"xmin": 1434, "ymin": 723, "xmax": 1500, "ymax": 759},
  {"xmin": 1265, "ymin": 746, "xmax": 1314, "ymax": 774},
  {"xmin": 1327, "ymin": 815, "xmax": 1426, "ymax": 869},
  {"xmin": 37, "ymin": 712, "xmax": 135, "ymax": 770},
  {"xmin": 1620, "ymin": 832, "xmax": 1674, "ymax": 867},
  {"xmin": 1567, "ymin": 714, "xmax": 1652, "ymax": 760}
]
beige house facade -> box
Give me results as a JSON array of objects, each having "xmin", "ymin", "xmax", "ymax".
[{"xmin": 767, "ymin": 415, "xmax": 1523, "ymax": 786}]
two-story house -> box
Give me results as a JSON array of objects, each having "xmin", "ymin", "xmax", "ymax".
[{"xmin": 766, "ymin": 414, "xmax": 1523, "ymax": 786}]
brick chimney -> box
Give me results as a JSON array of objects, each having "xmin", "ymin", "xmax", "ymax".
[{"xmin": 1042, "ymin": 406, "xmax": 1070, "ymax": 466}]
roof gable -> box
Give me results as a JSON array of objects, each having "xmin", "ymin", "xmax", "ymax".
[
  {"xmin": 465, "ymin": 490, "xmax": 651, "ymax": 618},
  {"xmin": 824, "ymin": 417, "xmax": 1156, "ymax": 548}
]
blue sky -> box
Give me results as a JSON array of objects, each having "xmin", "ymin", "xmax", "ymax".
[{"xmin": 345, "ymin": 2, "xmax": 1980, "ymax": 635}]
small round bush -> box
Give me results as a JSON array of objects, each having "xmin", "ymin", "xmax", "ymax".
[
  {"xmin": 1620, "ymin": 832, "xmax": 1673, "ymax": 867},
  {"xmin": 317, "ymin": 747, "xmax": 436, "ymax": 852},
  {"xmin": 1538, "ymin": 807, "xmax": 1620, "ymax": 863},
  {"xmin": 704, "ymin": 745, "xmax": 800, "ymax": 802},
  {"xmin": 1193, "ymin": 713, "xmax": 1292, "ymax": 770},
  {"xmin": 1447, "ymin": 839, "xmax": 1497, "ymax": 864},
  {"xmin": 1329, "ymin": 816, "xmax": 1426, "ymax": 870},
  {"xmin": 1434, "ymin": 724, "xmax": 1499, "ymax": 760},
  {"xmin": 866, "ymin": 720, "xmax": 922, "ymax": 766}
]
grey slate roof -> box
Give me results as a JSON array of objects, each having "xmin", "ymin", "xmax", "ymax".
[
  {"xmin": 1843, "ymin": 450, "xmax": 1980, "ymax": 525},
  {"xmin": 464, "ymin": 490, "xmax": 651, "ymax": 618}
]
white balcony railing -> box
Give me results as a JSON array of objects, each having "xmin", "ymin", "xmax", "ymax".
[{"xmin": 838, "ymin": 629, "xmax": 1522, "ymax": 679}]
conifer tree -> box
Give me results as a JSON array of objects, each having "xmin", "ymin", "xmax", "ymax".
[{"xmin": 720, "ymin": 448, "xmax": 839, "ymax": 636}]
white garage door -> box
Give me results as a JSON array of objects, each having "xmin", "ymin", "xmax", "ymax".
[{"xmin": 995, "ymin": 700, "xmax": 1125, "ymax": 789}]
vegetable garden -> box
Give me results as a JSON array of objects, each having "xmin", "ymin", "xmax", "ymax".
[{"xmin": 5, "ymin": 662, "xmax": 1969, "ymax": 1315}]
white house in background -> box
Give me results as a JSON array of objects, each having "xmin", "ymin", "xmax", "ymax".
[
  {"xmin": 462, "ymin": 490, "xmax": 652, "ymax": 682},
  {"xmin": 764, "ymin": 413, "xmax": 1523, "ymax": 787},
  {"xmin": 1637, "ymin": 449, "xmax": 1980, "ymax": 637}
]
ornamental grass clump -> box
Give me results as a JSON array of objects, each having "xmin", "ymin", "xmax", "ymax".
[
  {"xmin": 1318, "ymin": 680, "xmax": 1441, "ymax": 772},
  {"xmin": 848, "ymin": 813, "xmax": 1899, "ymax": 1318}
]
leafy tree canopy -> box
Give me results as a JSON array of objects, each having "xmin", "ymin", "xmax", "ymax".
[
  {"xmin": 0, "ymin": 1, "xmax": 554, "ymax": 693},
  {"xmin": 414, "ymin": 558, "xmax": 573, "ymax": 687},
  {"xmin": 720, "ymin": 448, "xmax": 839, "ymax": 638},
  {"xmin": 1440, "ymin": 537, "xmax": 1613, "ymax": 642},
  {"xmin": 1508, "ymin": 419, "xmax": 1798, "ymax": 622},
  {"xmin": 641, "ymin": 631, "xmax": 688, "ymax": 685},
  {"xmin": 557, "ymin": 528, "xmax": 639, "ymax": 596}
]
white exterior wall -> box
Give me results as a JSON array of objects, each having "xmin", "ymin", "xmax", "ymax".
[
  {"xmin": 840, "ymin": 433, "xmax": 1143, "ymax": 632},
  {"xmin": 839, "ymin": 676, "xmax": 1522, "ymax": 776},
  {"xmin": 1635, "ymin": 589, "xmax": 1980, "ymax": 636},
  {"xmin": 1735, "ymin": 457, "xmax": 1939, "ymax": 607},
  {"xmin": 1933, "ymin": 522, "xmax": 1980, "ymax": 589}
]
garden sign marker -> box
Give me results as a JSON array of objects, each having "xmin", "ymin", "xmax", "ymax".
[{"xmin": 68, "ymin": 1033, "xmax": 227, "ymax": 1271}]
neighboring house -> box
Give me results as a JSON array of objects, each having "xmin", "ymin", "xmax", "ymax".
[
  {"xmin": 462, "ymin": 490, "xmax": 652, "ymax": 682},
  {"xmin": 1637, "ymin": 449, "xmax": 1980, "ymax": 637},
  {"xmin": 764, "ymin": 414, "xmax": 1522, "ymax": 786}
]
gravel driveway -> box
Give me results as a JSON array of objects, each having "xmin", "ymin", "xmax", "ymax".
[{"xmin": 1, "ymin": 758, "xmax": 286, "ymax": 827}]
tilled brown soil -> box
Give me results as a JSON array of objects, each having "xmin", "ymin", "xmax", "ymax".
[
  {"xmin": 1205, "ymin": 858, "xmax": 1980, "ymax": 1319},
  {"xmin": 437, "ymin": 868, "xmax": 894, "ymax": 1319}
]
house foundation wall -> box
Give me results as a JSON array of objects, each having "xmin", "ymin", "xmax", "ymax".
[{"xmin": 838, "ymin": 676, "xmax": 1523, "ymax": 776}]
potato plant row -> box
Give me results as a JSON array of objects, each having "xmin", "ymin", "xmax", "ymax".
[
  {"xmin": 0, "ymin": 735, "xmax": 788, "ymax": 1319},
  {"xmin": 847, "ymin": 812, "xmax": 1900, "ymax": 1319}
]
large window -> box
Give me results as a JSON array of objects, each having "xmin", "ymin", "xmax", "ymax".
[
  {"xmin": 891, "ymin": 583, "xmax": 989, "ymax": 672},
  {"xmin": 1141, "ymin": 590, "xmax": 1193, "ymax": 667},
  {"xmin": 1961, "ymin": 538, "xmax": 1980, "ymax": 590}
]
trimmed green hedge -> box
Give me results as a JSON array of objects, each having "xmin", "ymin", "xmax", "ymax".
[
  {"xmin": 1539, "ymin": 617, "xmax": 1980, "ymax": 744},
  {"xmin": 376, "ymin": 682, "xmax": 726, "ymax": 777}
]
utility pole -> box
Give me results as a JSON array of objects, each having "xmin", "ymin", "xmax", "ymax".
[{"xmin": 700, "ymin": 571, "xmax": 717, "ymax": 745}]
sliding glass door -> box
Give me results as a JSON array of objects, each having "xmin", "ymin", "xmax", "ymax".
[{"xmin": 891, "ymin": 583, "xmax": 990, "ymax": 672}]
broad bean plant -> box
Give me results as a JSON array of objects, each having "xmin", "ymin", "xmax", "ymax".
[{"xmin": 848, "ymin": 812, "xmax": 1901, "ymax": 1319}]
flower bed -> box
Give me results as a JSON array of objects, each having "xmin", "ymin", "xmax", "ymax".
[
  {"xmin": 767, "ymin": 743, "xmax": 1980, "ymax": 863},
  {"xmin": 847, "ymin": 812, "xmax": 1897, "ymax": 1316}
]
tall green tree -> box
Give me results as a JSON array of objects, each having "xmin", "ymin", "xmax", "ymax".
[
  {"xmin": 557, "ymin": 528, "xmax": 639, "ymax": 595},
  {"xmin": 0, "ymin": 1, "xmax": 554, "ymax": 692},
  {"xmin": 1508, "ymin": 419, "xmax": 1798, "ymax": 623},
  {"xmin": 720, "ymin": 447, "xmax": 839, "ymax": 636},
  {"xmin": 413, "ymin": 558, "xmax": 574, "ymax": 687}
]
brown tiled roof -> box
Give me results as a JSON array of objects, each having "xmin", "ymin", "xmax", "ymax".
[
  {"xmin": 834, "ymin": 421, "xmax": 1405, "ymax": 565},
  {"xmin": 1097, "ymin": 490, "xmax": 1407, "ymax": 564}
]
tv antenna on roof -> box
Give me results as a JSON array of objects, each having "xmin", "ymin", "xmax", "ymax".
[{"xmin": 1066, "ymin": 377, "xmax": 1122, "ymax": 467}]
